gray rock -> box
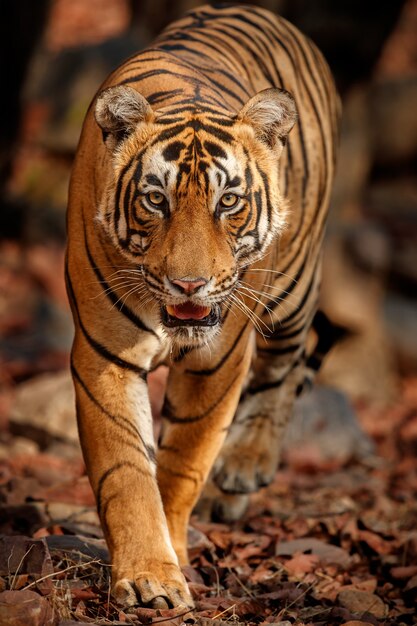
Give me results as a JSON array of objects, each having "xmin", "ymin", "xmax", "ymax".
[
  {"xmin": 26, "ymin": 36, "xmax": 144, "ymax": 155},
  {"xmin": 0, "ymin": 590, "xmax": 56, "ymax": 626},
  {"xmin": 320, "ymin": 235, "xmax": 398, "ymax": 406},
  {"xmin": 285, "ymin": 385, "xmax": 374, "ymax": 462},
  {"xmin": 344, "ymin": 222, "xmax": 391, "ymax": 274},
  {"xmin": 10, "ymin": 371, "xmax": 78, "ymax": 448},
  {"xmin": 45, "ymin": 535, "xmax": 109, "ymax": 563},
  {"xmin": 384, "ymin": 294, "xmax": 417, "ymax": 368},
  {"xmin": 366, "ymin": 181, "xmax": 417, "ymax": 228},
  {"xmin": 370, "ymin": 76, "xmax": 417, "ymax": 166}
]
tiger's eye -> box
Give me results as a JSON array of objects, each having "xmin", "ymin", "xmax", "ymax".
[
  {"xmin": 220, "ymin": 193, "xmax": 239, "ymax": 209},
  {"xmin": 147, "ymin": 191, "xmax": 165, "ymax": 206}
]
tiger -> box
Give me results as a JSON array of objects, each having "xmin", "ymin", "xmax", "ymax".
[{"xmin": 66, "ymin": 2, "xmax": 340, "ymax": 610}]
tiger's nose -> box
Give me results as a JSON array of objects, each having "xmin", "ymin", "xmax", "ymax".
[{"xmin": 170, "ymin": 277, "xmax": 208, "ymax": 294}]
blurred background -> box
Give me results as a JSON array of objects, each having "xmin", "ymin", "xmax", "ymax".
[{"xmin": 1, "ymin": 0, "xmax": 417, "ymax": 456}]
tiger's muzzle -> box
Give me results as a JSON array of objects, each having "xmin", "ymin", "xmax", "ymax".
[{"xmin": 161, "ymin": 303, "xmax": 221, "ymax": 327}]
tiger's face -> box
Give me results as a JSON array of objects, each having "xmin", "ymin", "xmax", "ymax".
[{"xmin": 96, "ymin": 86, "xmax": 296, "ymax": 346}]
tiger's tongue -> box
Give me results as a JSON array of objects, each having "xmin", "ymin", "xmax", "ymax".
[{"xmin": 166, "ymin": 303, "xmax": 211, "ymax": 320}]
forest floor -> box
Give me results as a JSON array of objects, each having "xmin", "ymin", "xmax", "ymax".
[
  {"xmin": 0, "ymin": 241, "xmax": 417, "ymax": 626},
  {"xmin": 1, "ymin": 0, "xmax": 417, "ymax": 623}
]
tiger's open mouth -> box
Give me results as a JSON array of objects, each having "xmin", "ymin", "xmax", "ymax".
[{"xmin": 161, "ymin": 303, "xmax": 220, "ymax": 327}]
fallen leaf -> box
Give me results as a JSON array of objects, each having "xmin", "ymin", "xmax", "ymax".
[
  {"xmin": 71, "ymin": 587, "xmax": 98, "ymax": 601},
  {"xmin": 390, "ymin": 565, "xmax": 417, "ymax": 579},
  {"xmin": 283, "ymin": 552, "xmax": 319, "ymax": 575},
  {"xmin": 357, "ymin": 529, "xmax": 393, "ymax": 555},
  {"xmin": 337, "ymin": 589, "xmax": 387, "ymax": 619},
  {"xmin": 340, "ymin": 622, "xmax": 376, "ymax": 626}
]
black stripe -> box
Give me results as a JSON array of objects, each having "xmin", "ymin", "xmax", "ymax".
[
  {"xmin": 71, "ymin": 360, "xmax": 155, "ymax": 462},
  {"xmin": 247, "ymin": 355, "xmax": 303, "ymax": 396},
  {"xmin": 66, "ymin": 267, "xmax": 148, "ymax": 379},
  {"xmin": 163, "ymin": 368, "xmax": 242, "ymax": 423},
  {"xmin": 97, "ymin": 461, "xmax": 153, "ymax": 515},
  {"xmin": 83, "ymin": 224, "xmax": 158, "ymax": 338},
  {"xmin": 257, "ymin": 343, "xmax": 301, "ymax": 356},
  {"xmin": 186, "ymin": 319, "xmax": 250, "ymax": 376},
  {"xmin": 157, "ymin": 464, "xmax": 199, "ymax": 486}
]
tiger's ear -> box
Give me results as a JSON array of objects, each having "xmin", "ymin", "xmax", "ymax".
[
  {"xmin": 238, "ymin": 88, "xmax": 297, "ymax": 149},
  {"xmin": 95, "ymin": 85, "xmax": 154, "ymax": 149}
]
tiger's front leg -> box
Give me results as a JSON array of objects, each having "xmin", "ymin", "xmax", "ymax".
[
  {"xmin": 70, "ymin": 335, "xmax": 193, "ymax": 609},
  {"xmin": 157, "ymin": 341, "xmax": 253, "ymax": 563}
]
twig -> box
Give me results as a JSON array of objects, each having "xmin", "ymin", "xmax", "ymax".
[
  {"xmin": 226, "ymin": 567, "xmax": 255, "ymax": 599},
  {"xmin": 277, "ymin": 581, "xmax": 316, "ymax": 619},
  {"xmin": 10, "ymin": 545, "xmax": 35, "ymax": 590},
  {"xmin": 212, "ymin": 604, "xmax": 237, "ymax": 620},
  {"xmin": 22, "ymin": 558, "xmax": 103, "ymax": 591},
  {"xmin": 148, "ymin": 608, "xmax": 196, "ymax": 624}
]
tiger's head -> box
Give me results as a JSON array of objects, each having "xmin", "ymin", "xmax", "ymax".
[{"xmin": 95, "ymin": 85, "xmax": 296, "ymax": 346}]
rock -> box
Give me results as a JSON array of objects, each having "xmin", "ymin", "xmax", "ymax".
[
  {"xmin": 392, "ymin": 242, "xmax": 417, "ymax": 288},
  {"xmin": 337, "ymin": 589, "xmax": 387, "ymax": 619},
  {"xmin": 0, "ymin": 437, "xmax": 39, "ymax": 460},
  {"xmin": 46, "ymin": 502, "xmax": 99, "ymax": 526},
  {"xmin": 391, "ymin": 565, "xmax": 417, "ymax": 579},
  {"xmin": 10, "ymin": 371, "xmax": 78, "ymax": 448},
  {"xmin": 0, "ymin": 590, "xmax": 57, "ymax": 626},
  {"xmin": 276, "ymin": 538, "xmax": 352, "ymax": 569},
  {"xmin": 0, "ymin": 504, "xmax": 47, "ymax": 537},
  {"xmin": 329, "ymin": 86, "xmax": 372, "ymax": 219},
  {"xmin": 344, "ymin": 222, "xmax": 391, "ymax": 275},
  {"xmin": 0, "ymin": 536, "xmax": 53, "ymax": 595},
  {"xmin": 370, "ymin": 77, "xmax": 417, "ymax": 166},
  {"xmin": 44, "ymin": 440, "xmax": 81, "ymax": 460},
  {"xmin": 45, "ymin": 535, "xmax": 109, "ymax": 563},
  {"xmin": 58, "ymin": 622, "xmax": 93, "ymax": 626},
  {"xmin": 404, "ymin": 573, "xmax": 417, "ymax": 604},
  {"xmin": 366, "ymin": 181, "xmax": 417, "ymax": 231},
  {"xmin": 285, "ymin": 385, "xmax": 374, "ymax": 463},
  {"xmin": 319, "ymin": 235, "xmax": 398, "ymax": 406},
  {"xmin": 383, "ymin": 294, "xmax": 417, "ymax": 369},
  {"xmin": 27, "ymin": 37, "xmax": 142, "ymax": 155}
]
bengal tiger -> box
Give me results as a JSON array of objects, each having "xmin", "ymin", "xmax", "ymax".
[{"xmin": 66, "ymin": 2, "xmax": 340, "ymax": 610}]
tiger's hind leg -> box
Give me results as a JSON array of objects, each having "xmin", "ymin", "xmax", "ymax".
[
  {"xmin": 212, "ymin": 351, "xmax": 305, "ymax": 496},
  {"xmin": 206, "ymin": 306, "xmax": 345, "ymax": 522},
  {"xmin": 209, "ymin": 275, "xmax": 322, "ymax": 518}
]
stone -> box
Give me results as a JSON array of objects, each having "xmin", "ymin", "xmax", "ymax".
[
  {"xmin": 383, "ymin": 295, "xmax": 417, "ymax": 369},
  {"xmin": 285, "ymin": 385, "xmax": 374, "ymax": 463},
  {"xmin": 0, "ymin": 589, "xmax": 56, "ymax": 625},
  {"xmin": 329, "ymin": 86, "xmax": 372, "ymax": 220},
  {"xmin": 0, "ymin": 536, "xmax": 53, "ymax": 595},
  {"xmin": 340, "ymin": 622, "xmax": 375, "ymax": 626},
  {"xmin": 370, "ymin": 76, "xmax": 417, "ymax": 166},
  {"xmin": 10, "ymin": 371, "xmax": 78, "ymax": 447},
  {"xmin": 337, "ymin": 589, "xmax": 387, "ymax": 619},
  {"xmin": 319, "ymin": 235, "xmax": 398, "ymax": 406},
  {"xmin": 276, "ymin": 538, "xmax": 351, "ymax": 569},
  {"xmin": 0, "ymin": 437, "xmax": 39, "ymax": 460},
  {"xmin": 45, "ymin": 535, "xmax": 109, "ymax": 563}
]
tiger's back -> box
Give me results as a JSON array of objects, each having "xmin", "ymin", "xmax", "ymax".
[{"xmin": 67, "ymin": 4, "xmax": 339, "ymax": 609}]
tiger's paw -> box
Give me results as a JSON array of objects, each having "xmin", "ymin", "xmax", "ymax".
[
  {"xmin": 213, "ymin": 446, "xmax": 278, "ymax": 494},
  {"xmin": 196, "ymin": 479, "xmax": 250, "ymax": 522},
  {"xmin": 112, "ymin": 564, "xmax": 194, "ymax": 609}
]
